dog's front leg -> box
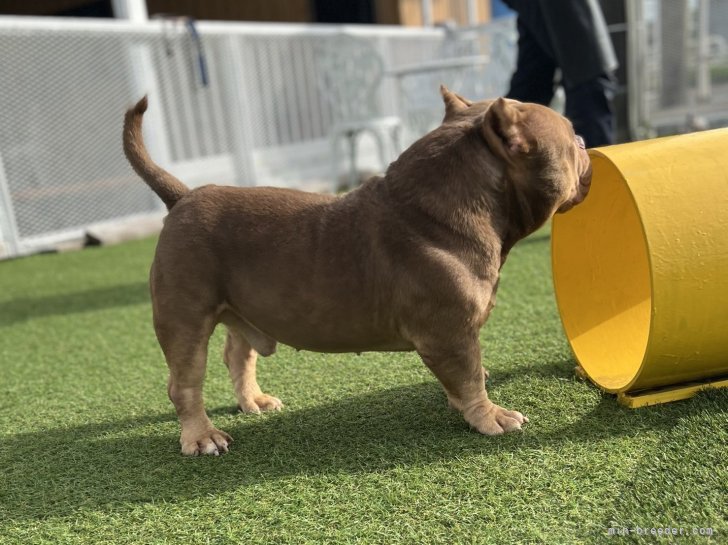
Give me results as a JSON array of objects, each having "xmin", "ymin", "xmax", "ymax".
[{"xmin": 418, "ymin": 334, "xmax": 528, "ymax": 435}]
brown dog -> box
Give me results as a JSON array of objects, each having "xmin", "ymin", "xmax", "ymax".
[{"xmin": 123, "ymin": 87, "xmax": 591, "ymax": 455}]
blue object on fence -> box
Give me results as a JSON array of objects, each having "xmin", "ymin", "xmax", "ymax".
[
  {"xmin": 185, "ymin": 18, "xmax": 209, "ymax": 87},
  {"xmin": 491, "ymin": 0, "xmax": 513, "ymax": 18}
]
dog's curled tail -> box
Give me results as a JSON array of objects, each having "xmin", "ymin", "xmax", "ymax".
[{"xmin": 123, "ymin": 96, "xmax": 189, "ymax": 210}]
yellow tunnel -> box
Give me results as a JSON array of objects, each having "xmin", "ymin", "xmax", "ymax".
[{"xmin": 551, "ymin": 128, "xmax": 728, "ymax": 407}]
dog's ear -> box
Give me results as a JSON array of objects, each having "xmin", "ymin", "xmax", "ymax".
[
  {"xmin": 441, "ymin": 85, "xmax": 472, "ymax": 122},
  {"xmin": 482, "ymin": 98, "xmax": 530, "ymax": 161}
]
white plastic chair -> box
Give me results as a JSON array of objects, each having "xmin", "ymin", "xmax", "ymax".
[
  {"xmin": 316, "ymin": 34, "xmax": 402, "ymax": 190},
  {"xmin": 391, "ymin": 18, "xmax": 517, "ymax": 139}
]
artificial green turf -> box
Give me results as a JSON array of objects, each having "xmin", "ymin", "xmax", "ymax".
[{"xmin": 1, "ymin": 230, "xmax": 726, "ymax": 545}]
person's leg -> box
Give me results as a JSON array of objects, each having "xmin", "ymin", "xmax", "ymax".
[
  {"xmin": 564, "ymin": 73, "xmax": 617, "ymax": 147},
  {"xmin": 506, "ymin": 16, "xmax": 557, "ymax": 106}
]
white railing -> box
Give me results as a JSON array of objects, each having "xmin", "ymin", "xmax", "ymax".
[
  {"xmin": 0, "ymin": 16, "xmax": 516, "ymax": 258},
  {"xmin": 4, "ymin": 6, "xmax": 727, "ymax": 259}
]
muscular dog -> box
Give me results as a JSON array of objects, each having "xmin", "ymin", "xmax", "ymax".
[{"xmin": 123, "ymin": 87, "xmax": 591, "ymax": 455}]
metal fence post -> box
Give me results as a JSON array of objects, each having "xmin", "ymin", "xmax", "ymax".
[
  {"xmin": 660, "ymin": 0, "xmax": 689, "ymax": 108},
  {"xmin": 114, "ymin": 0, "xmax": 170, "ymax": 211},
  {"xmin": 126, "ymin": 40, "xmax": 174, "ymax": 210},
  {"xmin": 0, "ymin": 153, "xmax": 21, "ymax": 257},
  {"xmin": 220, "ymin": 34, "xmax": 257, "ymax": 186},
  {"xmin": 626, "ymin": 0, "xmax": 649, "ymax": 140},
  {"xmin": 697, "ymin": 0, "xmax": 712, "ymax": 102},
  {"xmin": 111, "ymin": 0, "xmax": 148, "ymax": 21}
]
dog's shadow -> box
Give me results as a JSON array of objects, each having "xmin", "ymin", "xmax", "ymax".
[
  {"xmin": 2, "ymin": 378, "xmax": 723, "ymax": 521},
  {"xmin": 0, "ymin": 282, "xmax": 149, "ymax": 327}
]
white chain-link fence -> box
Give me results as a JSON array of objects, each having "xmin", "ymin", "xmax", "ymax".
[
  {"xmin": 3, "ymin": 4, "xmax": 727, "ymax": 260},
  {"xmin": 0, "ymin": 16, "xmax": 516, "ymax": 258}
]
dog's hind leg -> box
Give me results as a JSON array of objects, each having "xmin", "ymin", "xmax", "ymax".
[
  {"xmin": 223, "ymin": 327, "xmax": 283, "ymax": 414},
  {"xmin": 155, "ymin": 306, "xmax": 232, "ymax": 456}
]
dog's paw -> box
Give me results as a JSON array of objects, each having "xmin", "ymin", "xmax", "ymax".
[
  {"xmin": 238, "ymin": 393, "xmax": 283, "ymax": 414},
  {"xmin": 180, "ymin": 428, "xmax": 233, "ymax": 456},
  {"xmin": 465, "ymin": 402, "xmax": 529, "ymax": 435}
]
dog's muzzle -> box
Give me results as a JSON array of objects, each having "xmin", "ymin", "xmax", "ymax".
[{"xmin": 557, "ymin": 140, "xmax": 592, "ymax": 213}]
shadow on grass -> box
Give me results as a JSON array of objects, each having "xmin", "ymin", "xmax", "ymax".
[
  {"xmin": 3, "ymin": 379, "xmax": 725, "ymax": 521},
  {"xmin": 518, "ymin": 231, "xmax": 550, "ymax": 246},
  {"xmin": 486, "ymin": 358, "xmax": 576, "ymax": 385},
  {"xmin": 0, "ymin": 282, "xmax": 149, "ymax": 327}
]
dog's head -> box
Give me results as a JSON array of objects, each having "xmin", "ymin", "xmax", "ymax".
[{"xmin": 440, "ymin": 86, "xmax": 592, "ymax": 218}]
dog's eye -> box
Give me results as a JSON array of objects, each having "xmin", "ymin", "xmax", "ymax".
[{"xmin": 575, "ymin": 135, "xmax": 586, "ymax": 149}]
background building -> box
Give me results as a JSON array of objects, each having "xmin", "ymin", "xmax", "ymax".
[{"xmin": 0, "ymin": 0, "xmax": 493, "ymax": 26}]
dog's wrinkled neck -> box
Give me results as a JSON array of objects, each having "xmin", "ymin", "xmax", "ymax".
[
  {"xmin": 381, "ymin": 120, "xmax": 568, "ymax": 273},
  {"xmin": 384, "ymin": 125, "xmax": 501, "ymax": 237},
  {"xmin": 495, "ymin": 168, "xmax": 556, "ymax": 256}
]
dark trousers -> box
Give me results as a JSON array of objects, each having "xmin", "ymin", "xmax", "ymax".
[{"xmin": 506, "ymin": 17, "xmax": 617, "ymax": 147}]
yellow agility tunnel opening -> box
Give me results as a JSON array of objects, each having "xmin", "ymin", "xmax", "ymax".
[
  {"xmin": 552, "ymin": 130, "xmax": 728, "ymax": 405},
  {"xmin": 552, "ymin": 151, "xmax": 652, "ymax": 393}
]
